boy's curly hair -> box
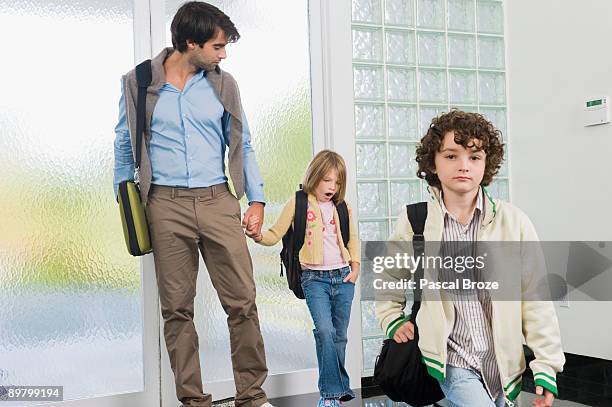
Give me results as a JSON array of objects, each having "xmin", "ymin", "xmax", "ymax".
[{"xmin": 416, "ymin": 109, "xmax": 505, "ymax": 188}]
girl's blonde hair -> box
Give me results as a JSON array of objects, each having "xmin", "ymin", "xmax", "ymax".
[{"xmin": 302, "ymin": 150, "xmax": 347, "ymax": 204}]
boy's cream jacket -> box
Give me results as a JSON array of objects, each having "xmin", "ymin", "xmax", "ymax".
[
  {"xmin": 258, "ymin": 194, "xmax": 361, "ymax": 265},
  {"xmin": 375, "ymin": 187, "xmax": 565, "ymax": 402}
]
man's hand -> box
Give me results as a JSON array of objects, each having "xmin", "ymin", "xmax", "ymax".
[
  {"xmin": 393, "ymin": 320, "xmax": 415, "ymax": 343},
  {"xmin": 532, "ymin": 386, "xmax": 555, "ymax": 407},
  {"xmin": 244, "ymin": 215, "xmax": 263, "ymax": 242},
  {"xmin": 243, "ymin": 202, "xmax": 264, "ymax": 237},
  {"xmin": 343, "ymin": 262, "xmax": 360, "ymax": 284}
]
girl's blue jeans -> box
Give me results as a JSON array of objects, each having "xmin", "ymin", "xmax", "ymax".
[{"xmin": 300, "ymin": 266, "xmax": 356, "ymax": 400}]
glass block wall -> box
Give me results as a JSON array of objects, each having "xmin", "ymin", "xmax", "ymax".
[{"xmin": 351, "ymin": 0, "xmax": 510, "ymax": 375}]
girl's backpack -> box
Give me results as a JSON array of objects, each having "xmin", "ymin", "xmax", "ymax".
[{"xmin": 280, "ymin": 189, "xmax": 350, "ymax": 299}]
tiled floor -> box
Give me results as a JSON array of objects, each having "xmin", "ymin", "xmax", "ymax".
[
  {"xmin": 263, "ymin": 390, "xmax": 594, "ymax": 407},
  {"xmin": 212, "ymin": 352, "xmax": 612, "ymax": 407}
]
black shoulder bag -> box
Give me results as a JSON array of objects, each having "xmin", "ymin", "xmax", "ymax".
[{"xmin": 373, "ymin": 202, "xmax": 445, "ymax": 406}]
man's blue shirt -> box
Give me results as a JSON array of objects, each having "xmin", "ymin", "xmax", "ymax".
[{"xmin": 113, "ymin": 69, "xmax": 265, "ymax": 203}]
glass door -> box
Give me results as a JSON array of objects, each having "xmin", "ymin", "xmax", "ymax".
[{"xmin": 0, "ymin": 1, "xmax": 160, "ymax": 406}]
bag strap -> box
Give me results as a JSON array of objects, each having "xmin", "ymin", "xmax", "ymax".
[
  {"xmin": 293, "ymin": 189, "xmax": 309, "ymax": 254},
  {"xmin": 336, "ymin": 200, "xmax": 350, "ymax": 249},
  {"xmin": 134, "ymin": 59, "xmax": 152, "ymax": 175},
  {"xmin": 407, "ymin": 202, "xmax": 428, "ymax": 322}
]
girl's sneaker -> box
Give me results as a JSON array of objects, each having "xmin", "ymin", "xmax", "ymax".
[{"xmin": 316, "ymin": 398, "xmax": 341, "ymax": 407}]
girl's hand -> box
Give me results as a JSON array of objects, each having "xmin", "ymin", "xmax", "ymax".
[
  {"xmin": 244, "ymin": 215, "xmax": 260, "ymax": 238},
  {"xmin": 245, "ymin": 231, "xmax": 262, "ymax": 242},
  {"xmin": 242, "ymin": 204, "xmax": 264, "ymax": 236},
  {"xmin": 343, "ymin": 263, "xmax": 360, "ymax": 283},
  {"xmin": 247, "ymin": 215, "xmax": 260, "ymax": 229}
]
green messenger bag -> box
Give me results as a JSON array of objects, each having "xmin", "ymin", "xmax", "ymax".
[
  {"xmin": 118, "ymin": 180, "xmax": 151, "ymax": 256},
  {"xmin": 118, "ymin": 59, "xmax": 153, "ymax": 256}
]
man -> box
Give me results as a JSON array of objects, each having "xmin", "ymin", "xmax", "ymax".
[{"xmin": 113, "ymin": 2, "xmax": 273, "ymax": 406}]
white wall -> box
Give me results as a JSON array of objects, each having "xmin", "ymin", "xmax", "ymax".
[{"xmin": 506, "ymin": 0, "xmax": 612, "ymax": 359}]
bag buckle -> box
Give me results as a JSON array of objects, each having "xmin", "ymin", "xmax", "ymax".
[{"xmin": 133, "ymin": 168, "xmax": 141, "ymax": 186}]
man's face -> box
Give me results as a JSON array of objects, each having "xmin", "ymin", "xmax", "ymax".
[
  {"xmin": 188, "ymin": 29, "xmax": 228, "ymax": 71},
  {"xmin": 433, "ymin": 131, "xmax": 486, "ymax": 195}
]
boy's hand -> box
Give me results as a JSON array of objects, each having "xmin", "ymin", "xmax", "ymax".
[
  {"xmin": 532, "ymin": 386, "xmax": 555, "ymax": 407},
  {"xmin": 343, "ymin": 262, "xmax": 360, "ymax": 284},
  {"xmin": 393, "ymin": 320, "xmax": 415, "ymax": 343}
]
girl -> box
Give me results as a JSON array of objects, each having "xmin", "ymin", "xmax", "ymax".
[
  {"xmin": 248, "ymin": 150, "xmax": 360, "ymax": 407},
  {"xmin": 376, "ymin": 110, "xmax": 564, "ymax": 407}
]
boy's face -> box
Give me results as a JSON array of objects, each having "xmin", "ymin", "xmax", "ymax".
[
  {"xmin": 434, "ymin": 131, "xmax": 486, "ymax": 195},
  {"xmin": 314, "ymin": 169, "xmax": 340, "ymax": 203},
  {"xmin": 188, "ymin": 29, "xmax": 228, "ymax": 71}
]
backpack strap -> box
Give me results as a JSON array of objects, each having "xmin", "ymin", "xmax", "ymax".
[
  {"xmin": 134, "ymin": 59, "xmax": 152, "ymax": 177},
  {"xmin": 406, "ymin": 202, "xmax": 428, "ymax": 322},
  {"xmin": 407, "ymin": 202, "xmax": 427, "ymax": 239},
  {"xmin": 293, "ymin": 190, "xmax": 309, "ymax": 254},
  {"xmin": 336, "ymin": 200, "xmax": 350, "ymax": 249}
]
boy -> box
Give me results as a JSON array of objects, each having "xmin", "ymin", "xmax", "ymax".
[{"xmin": 376, "ymin": 110, "xmax": 564, "ymax": 407}]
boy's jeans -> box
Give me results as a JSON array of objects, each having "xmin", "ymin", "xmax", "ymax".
[
  {"xmin": 301, "ymin": 267, "xmax": 356, "ymax": 400},
  {"xmin": 439, "ymin": 365, "xmax": 508, "ymax": 407}
]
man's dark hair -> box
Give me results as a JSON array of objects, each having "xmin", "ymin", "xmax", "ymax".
[
  {"xmin": 416, "ymin": 109, "xmax": 505, "ymax": 188},
  {"xmin": 171, "ymin": 1, "xmax": 240, "ymax": 52}
]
